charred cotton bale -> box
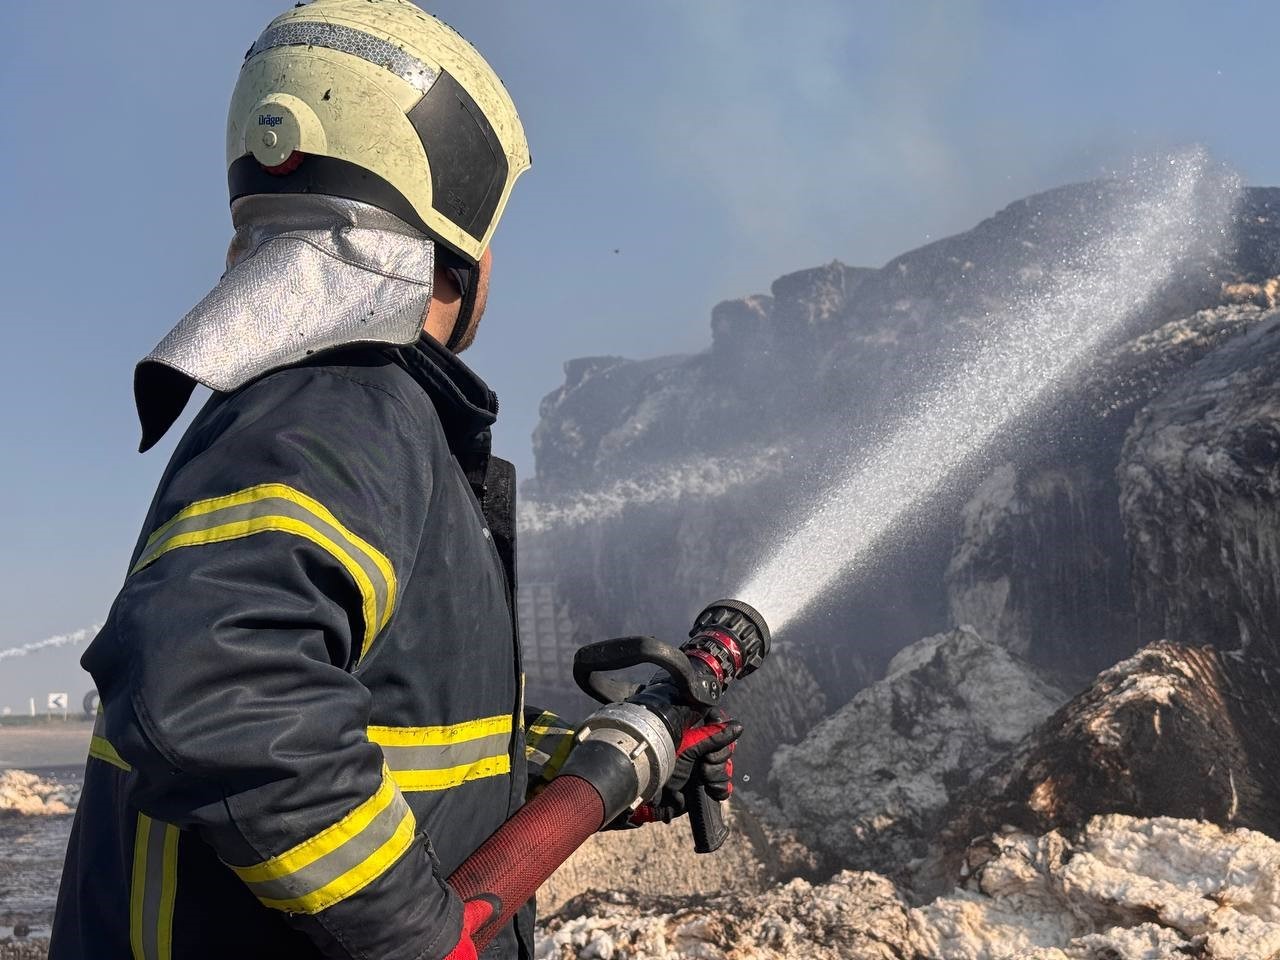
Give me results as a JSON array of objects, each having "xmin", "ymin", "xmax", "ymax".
[{"xmin": 922, "ymin": 641, "xmax": 1280, "ymax": 896}]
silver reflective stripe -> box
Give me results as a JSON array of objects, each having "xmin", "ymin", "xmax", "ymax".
[
  {"xmin": 132, "ymin": 483, "xmax": 398, "ymax": 661},
  {"xmin": 130, "ymin": 814, "xmax": 179, "ymax": 960},
  {"xmin": 237, "ymin": 789, "xmax": 413, "ymax": 909},
  {"xmin": 368, "ymin": 718, "xmax": 513, "ymax": 792},
  {"xmin": 525, "ymin": 745, "xmax": 552, "ymax": 766},
  {"xmin": 248, "ymin": 21, "xmax": 439, "ymax": 95},
  {"xmin": 379, "ymin": 731, "xmax": 512, "ymax": 774},
  {"xmin": 135, "ymin": 496, "xmax": 389, "ymax": 625}
]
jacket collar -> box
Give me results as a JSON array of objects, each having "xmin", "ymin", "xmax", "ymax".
[{"xmin": 393, "ymin": 334, "xmax": 498, "ymax": 468}]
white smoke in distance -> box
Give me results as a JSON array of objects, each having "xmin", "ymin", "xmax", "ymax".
[
  {"xmin": 0, "ymin": 626, "xmax": 100, "ymax": 662},
  {"xmin": 518, "ymin": 447, "xmax": 789, "ymax": 535}
]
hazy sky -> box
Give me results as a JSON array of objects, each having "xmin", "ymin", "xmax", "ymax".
[{"xmin": 5, "ymin": 0, "xmax": 1280, "ymax": 709}]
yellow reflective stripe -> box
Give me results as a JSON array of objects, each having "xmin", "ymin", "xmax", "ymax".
[
  {"xmin": 158, "ymin": 825, "xmax": 179, "ymax": 960},
  {"xmin": 229, "ymin": 766, "xmax": 415, "ymax": 915},
  {"xmin": 129, "ymin": 815, "xmax": 148, "ymax": 960},
  {"xmin": 89, "ymin": 735, "xmax": 132, "ymax": 772},
  {"xmin": 231, "ymin": 766, "xmax": 400, "ymax": 885},
  {"xmin": 526, "ymin": 710, "xmax": 574, "ymax": 758},
  {"xmin": 371, "ymin": 716, "xmax": 514, "ymax": 793},
  {"xmin": 90, "ymin": 703, "xmax": 133, "ymax": 771},
  {"xmin": 142, "ymin": 517, "xmax": 381, "ymax": 654},
  {"xmin": 528, "ymin": 720, "xmax": 574, "ymax": 741},
  {"xmin": 132, "ymin": 483, "xmax": 397, "ymax": 660},
  {"xmin": 255, "ymin": 805, "xmax": 416, "ymax": 915},
  {"xmin": 541, "ymin": 732, "xmax": 576, "ymax": 781},
  {"xmin": 138, "ymin": 516, "xmax": 381, "ymax": 653},
  {"xmin": 388, "ymin": 754, "xmax": 511, "ymax": 792},
  {"xmin": 524, "ymin": 710, "xmax": 576, "ymax": 783},
  {"xmin": 524, "ymin": 746, "xmax": 550, "ymax": 765},
  {"xmin": 368, "ymin": 715, "xmax": 512, "ymax": 747},
  {"xmin": 524, "ymin": 710, "xmax": 553, "ymax": 750},
  {"xmin": 228, "ymin": 765, "xmax": 416, "ymax": 913},
  {"xmin": 130, "ymin": 813, "xmax": 179, "ymax": 960}
]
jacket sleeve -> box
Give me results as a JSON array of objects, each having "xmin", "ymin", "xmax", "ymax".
[
  {"xmin": 522, "ymin": 706, "xmax": 578, "ymax": 798},
  {"xmin": 84, "ymin": 370, "xmax": 463, "ymax": 960}
]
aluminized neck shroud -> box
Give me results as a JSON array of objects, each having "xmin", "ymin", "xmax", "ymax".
[{"xmin": 134, "ymin": 194, "xmax": 435, "ymax": 451}]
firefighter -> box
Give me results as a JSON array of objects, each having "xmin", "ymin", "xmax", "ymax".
[{"xmin": 50, "ymin": 3, "xmax": 740, "ymax": 959}]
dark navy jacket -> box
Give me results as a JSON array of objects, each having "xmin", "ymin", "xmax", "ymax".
[{"xmin": 51, "ymin": 336, "xmax": 532, "ymax": 960}]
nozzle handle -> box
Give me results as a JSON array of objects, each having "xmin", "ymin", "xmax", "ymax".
[
  {"xmin": 684, "ymin": 782, "xmax": 729, "ymax": 854},
  {"xmin": 573, "ymin": 636, "xmax": 708, "ymax": 705}
]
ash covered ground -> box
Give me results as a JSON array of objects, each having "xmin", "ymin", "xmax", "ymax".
[
  {"xmin": 0, "ymin": 723, "xmax": 89, "ymax": 956},
  {"xmin": 0, "ymin": 723, "xmax": 88, "ymax": 958}
]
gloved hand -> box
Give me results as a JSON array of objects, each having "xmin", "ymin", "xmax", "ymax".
[
  {"xmin": 629, "ymin": 712, "xmax": 743, "ymax": 825},
  {"xmin": 443, "ymin": 897, "xmax": 493, "ymax": 960}
]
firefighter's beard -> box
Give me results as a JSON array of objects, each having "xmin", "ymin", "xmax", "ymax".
[{"xmin": 440, "ymin": 254, "xmax": 492, "ymax": 354}]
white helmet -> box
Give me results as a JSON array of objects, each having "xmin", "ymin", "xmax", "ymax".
[{"xmin": 227, "ymin": 0, "xmax": 531, "ymax": 266}]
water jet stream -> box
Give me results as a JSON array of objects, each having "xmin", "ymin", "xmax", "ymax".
[{"xmin": 737, "ymin": 150, "xmax": 1239, "ymax": 634}]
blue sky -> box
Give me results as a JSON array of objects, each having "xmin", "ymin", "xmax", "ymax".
[{"xmin": 4, "ymin": 0, "xmax": 1280, "ymax": 708}]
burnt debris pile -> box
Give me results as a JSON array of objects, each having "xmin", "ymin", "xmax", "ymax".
[{"xmin": 525, "ymin": 181, "xmax": 1280, "ymax": 959}]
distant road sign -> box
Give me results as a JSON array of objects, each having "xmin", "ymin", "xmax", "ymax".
[{"xmin": 47, "ymin": 692, "xmax": 68, "ymax": 711}]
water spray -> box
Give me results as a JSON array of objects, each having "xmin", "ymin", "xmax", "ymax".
[{"xmin": 737, "ymin": 149, "xmax": 1239, "ymax": 633}]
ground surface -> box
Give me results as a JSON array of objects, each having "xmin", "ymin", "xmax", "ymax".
[
  {"xmin": 0, "ymin": 723, "xmax": 92, "ymax": 771},
  {"xmin": 0, "ymin": 940, "xmax": 46, "ymax": 960},
  {"xmin": 0, "ymin": 724, "xmax": 89, "ymax": 957}
]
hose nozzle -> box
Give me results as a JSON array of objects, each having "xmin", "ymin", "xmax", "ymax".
[
  {"xmin": 684, "ymin": 599, "xmax": 770, "ymax": 695},
  {"xmin": 566, "ymin": 599, "xmax": 772, "ymax": 844}
]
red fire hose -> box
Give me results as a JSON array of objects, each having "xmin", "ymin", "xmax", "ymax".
[{"xmin": 447, "ymin": 775, "xmax": 605, "ymax": 950}]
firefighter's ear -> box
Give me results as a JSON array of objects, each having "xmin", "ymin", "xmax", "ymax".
[
  {"xmin": 432, "ymin": 262, "xmax": 463, "ymax": 306},
  {"xmin": 423, "ymin": 265, "xmax": 462, "ymax": 341},
  {"xmin": 225, "ymin": 235, "xmax": 245, "ymax": 273}
]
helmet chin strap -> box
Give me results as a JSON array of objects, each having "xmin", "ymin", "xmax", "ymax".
[{"xmin": 444, "ymin": 263, "xmax": 477, "ymax": 352}]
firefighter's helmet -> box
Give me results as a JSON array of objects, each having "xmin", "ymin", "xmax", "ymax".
[{"xmin": 227, "ymin": 0, "xmax": 530, "ymax": 266}]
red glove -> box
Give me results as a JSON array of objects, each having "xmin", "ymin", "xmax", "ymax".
[
  {"xmin": 443, "ymin": 897, "xmax": 494, "ymax": 960},
  {"xmin": 629, "ymin": 713, "xmax": 743, "ymax": 825}
]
